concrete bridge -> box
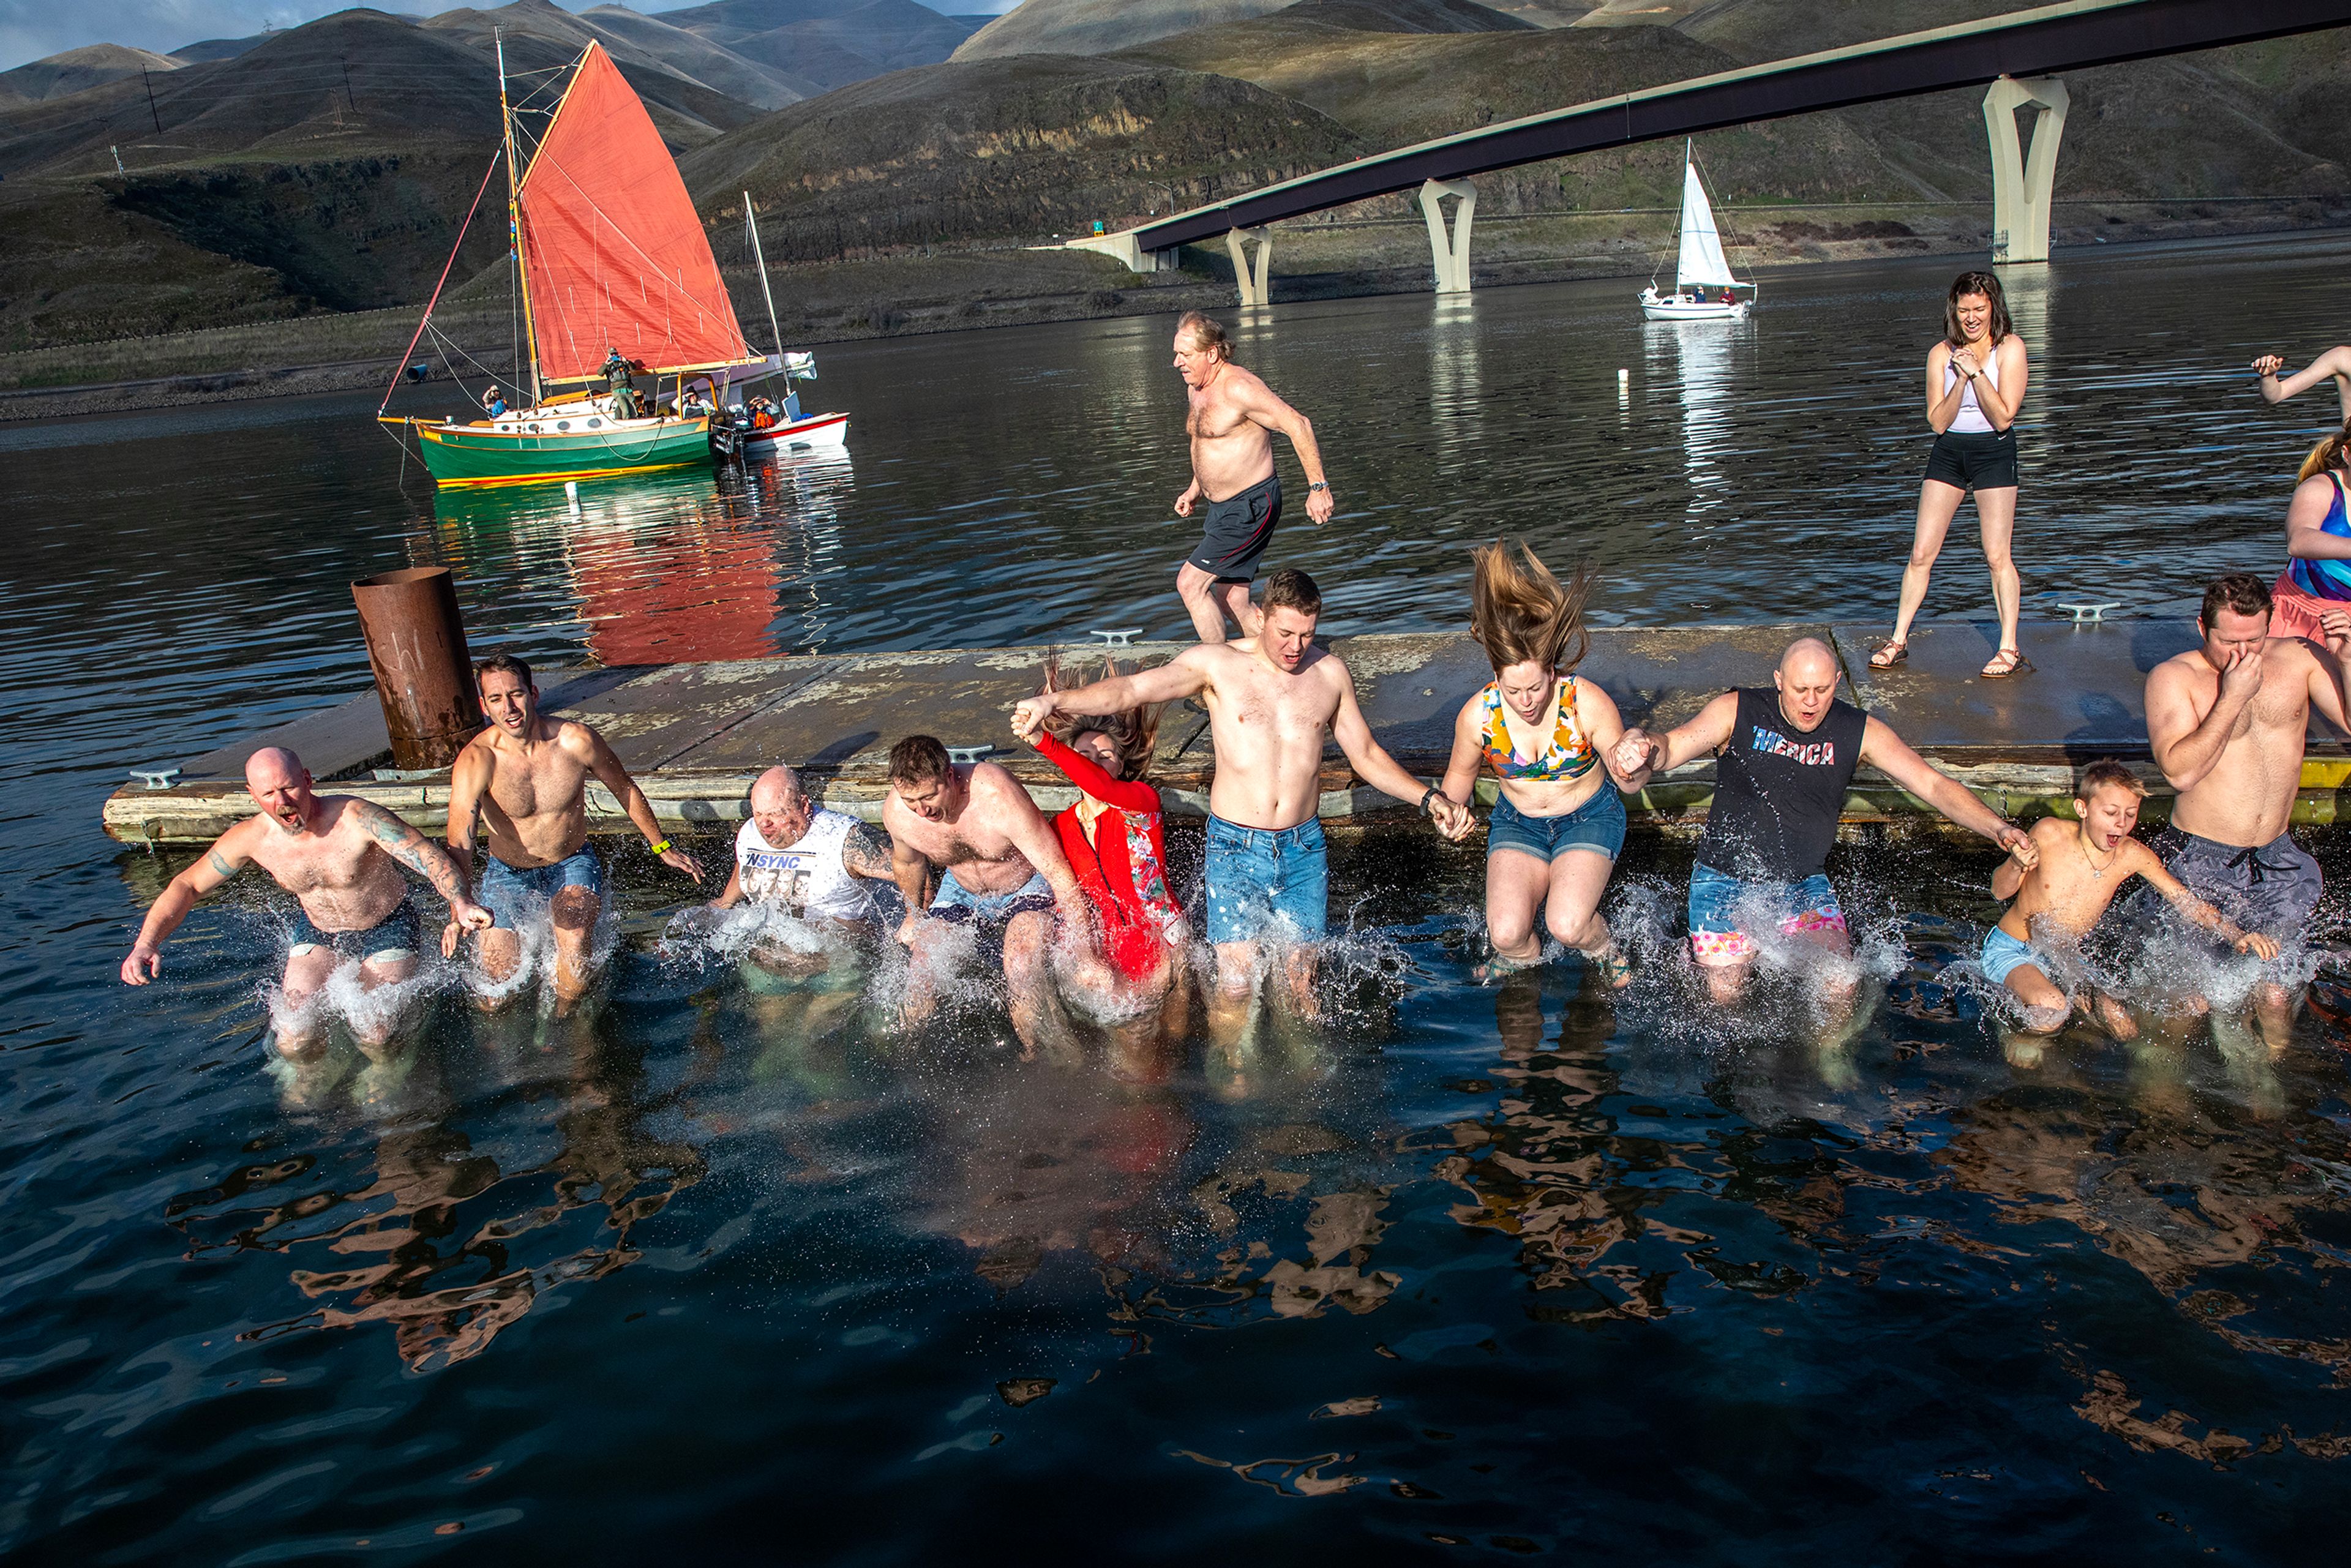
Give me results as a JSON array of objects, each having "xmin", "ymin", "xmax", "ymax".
[{"xmin": 1070, "ymin": 0, "xmax": 2351, "ymax": 304}]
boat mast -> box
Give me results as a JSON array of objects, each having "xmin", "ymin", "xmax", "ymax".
[
  {"xmin": 744, "ymin": 190, "xmax": 784, "ymax": 357},
  {"xmin": 497, "ymin": 30, "xmax": 543, "ymax": 408}
]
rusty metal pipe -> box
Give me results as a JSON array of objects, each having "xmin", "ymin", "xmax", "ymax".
[{"xmin": 352, "ymin": 566, "xmax": 479, "ymax": 770}]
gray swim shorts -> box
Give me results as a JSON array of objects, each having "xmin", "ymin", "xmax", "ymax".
[{"xmin": 2153, "ymin": 827, "xmax": 2322, "ymax": 939}]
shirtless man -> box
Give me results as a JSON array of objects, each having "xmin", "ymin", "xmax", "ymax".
[
  {"xmin": 446, "ymin": 653, "xmax": 703, "ymax": 1009},
  {"xmin": 2145, "ymin": 572, "xmax": 2351, "ymax": 1043},
  {"xmin": 881, "ymin": 735, "xmax": 1091, "ymax": 1051},
  {"xmin": 1171, "ymin": 310, "xmax": 1336, "ymax": 644},
  {"xmin": 1015, "ymin": 569, "xmax": 1474, "ymax": 1026},
  {"xmin": 1614, "ymin": 637, "xmax": 2036, "ymax": 1008},
  {"xmin": 120, "ymin": 747, "xmax": 491, "ymax": 1059},
  {"xmin": 1985, "ymin": 759, "xmax": 2276, "ymax": 1041}
]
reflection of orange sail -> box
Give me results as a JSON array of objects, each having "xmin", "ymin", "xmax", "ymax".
[
  {"xmin": 517, "ymin": 42, "xmax": 753, "ymax": 384},
  {"xmin": 571, "ymin": 518, "xmax": 781, "ymax": 664}
]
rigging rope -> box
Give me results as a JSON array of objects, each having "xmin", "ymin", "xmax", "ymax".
[{"xmin": 378, "ymin": 145, "xmax": 504, "ymax": 415}]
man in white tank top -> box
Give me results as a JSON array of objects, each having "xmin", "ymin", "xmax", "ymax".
[{"xmin": 708, "ymin": 765, "xmax": 896, "ymax": 992}]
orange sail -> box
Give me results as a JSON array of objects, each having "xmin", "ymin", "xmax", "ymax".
[{"xmin": 517, "ymin": 42, "xmax": 752, "ymax": 384}]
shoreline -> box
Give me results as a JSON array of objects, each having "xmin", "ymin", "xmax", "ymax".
[{"xmin": 10, "ymin": 209, "xmax": 2343, "ymax": 424}]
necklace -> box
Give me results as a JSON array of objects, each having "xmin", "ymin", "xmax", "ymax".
[{"xmin": 2077, "ymin": 829, "xmax": 2115, "ymax": 880}]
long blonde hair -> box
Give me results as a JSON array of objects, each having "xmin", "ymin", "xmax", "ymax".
[
  {"xmin": 1036, "ymin": 652, "xmax": 1163, "ymax": 779},
  {"xmin": 2300, "ymin": 418, "xmax": 2351, "ymax": 482},
  {"xmin": 1469, "ymin": 538, "xmax": 1593, "ymax": 676}
]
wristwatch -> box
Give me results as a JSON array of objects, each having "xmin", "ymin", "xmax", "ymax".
[{"xmin": 1308, "ymin": 481, "xmax": 1330, "ymax": 493}]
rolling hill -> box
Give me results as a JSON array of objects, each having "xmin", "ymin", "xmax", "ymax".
[{"xmin": 0, "ymin": 43, "xmax": 183, "ymax": 107}]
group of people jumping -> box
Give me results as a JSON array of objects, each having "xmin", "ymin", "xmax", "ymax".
[{"xmin": 121, "ymin": 291, "xmax": 2351, "ymax": 1060}]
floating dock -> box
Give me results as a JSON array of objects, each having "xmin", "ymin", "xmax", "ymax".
[{"xmin": 102, "ymin": 618, "xmax": 2351, "ymax": 847}]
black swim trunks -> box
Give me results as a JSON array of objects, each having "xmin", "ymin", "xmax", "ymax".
[
  {"xmin": 1923, "ymin": 428, "xmax": 2019, "ymax": 492},
  {"xmin": 1185, "ymin": 473, "xmax": 1283, "ymax": 583},
  {"xmin": 288, "ymin": 895, "xmax": 421, "ymax": 962}
]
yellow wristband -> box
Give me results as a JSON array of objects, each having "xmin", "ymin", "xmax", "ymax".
[{"xmin": 649, "ymin": 838, "xmax": 672, "ymax": 856}]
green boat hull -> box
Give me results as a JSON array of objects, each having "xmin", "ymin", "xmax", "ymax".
[{"xmin": 403, "ymin": 414, "xmax": 714, "ymax": 489}]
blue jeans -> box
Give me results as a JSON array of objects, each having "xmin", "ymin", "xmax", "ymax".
[
  {"xmin": 1204, "ymin": 815, "xmax": 1327, "ymax": 945},
  {"xmin": 478, "ymin": 846, "xmax": 605, "ymax": 931},
  {"xmin": 1685, "ymin": 861, "xmax": 1844, "ymax": 966},
  {"xmin": 1487, "ymin": 787, "xmax": 1626, "ymax": 863}
]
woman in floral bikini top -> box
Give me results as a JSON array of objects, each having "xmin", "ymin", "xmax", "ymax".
[{"xmin": 1436, "ymin": 539, "xmax": 1641, "ymax": 987}]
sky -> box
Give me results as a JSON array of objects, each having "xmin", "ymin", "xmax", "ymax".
[{"xmin": 0, "ymin": 0, "xmax": 1023, "ymax": 72}]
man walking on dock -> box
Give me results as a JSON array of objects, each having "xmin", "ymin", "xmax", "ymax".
[
  {"xmin": 1171, "ymin": 312, "xmax": 1336, "ymax": 643},
  {"xmin": 120, "ymin": 746, "xmax": 492, "ymax": 1059},
  {"xmin": 1015, "ymin": 569, "xmax": 1472, "ymax": 1034},
  {"xmin": 1614, "ymin": 637, "xmax": 2035, "ymax": 1008},
  {"xmin": 444, "ymin": 655, "xmax": 703, "ymax": 1011},
  {"xmin": 880, "ymin": 735, "xmax": 1092, "ymax": 1054},
  {"xmin": 2145, "ymin": 572, "xmax": 2351, "ymax": 1043}
]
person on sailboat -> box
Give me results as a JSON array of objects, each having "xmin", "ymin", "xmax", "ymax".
[
  {"xmin": 1431, "ymin": 540, "xmax": 1641, "ymax": 989},
  {"xmin": 602, "ymin": 348, "xmax": 640, "ymax": 420},
  {"xmin": 2252, "ymin": 347, "xmax": 2351, "ymax": 423},
  {"xmin": 1170, "ymin": 312, "xmax": 1337, "ymax": 645},
  {"xmin": 482, "ymin": 386, "xmax": 507, "ymax": 419},
  {"xmin": 1869, "ymin": 272, "xmax": 2033, "ymax": 680}
]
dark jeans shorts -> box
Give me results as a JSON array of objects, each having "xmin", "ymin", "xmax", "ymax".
[
  {"xmin": 1923, "ymin": 428, "xmax": 2018, "ymax": 492},
  {"xmin": 289, "ymin": 895, "xmax": 420, "ymax": 962},
  {"xmin": 479, "ymin": 846, "xmax": 606, "ymax": 931},
  {"xmin": 1487, "ymin": 787, "xmax": 1627, "ymax": 863},
  {"xmin": 1186, "ymin": 473, "xmax": 1283, "ymax": 583},
  {"xmin": 2151, "ymin": 827, "xmax": 2322, "ymax": 939}
]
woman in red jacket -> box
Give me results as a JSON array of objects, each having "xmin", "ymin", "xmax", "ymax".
[{"xmin": 1013, "ymin": 657, "xmax": 1191, "ymax": 1043}]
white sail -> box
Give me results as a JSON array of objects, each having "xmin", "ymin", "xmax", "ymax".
[{"xmin": 1674, "ymin": 158, "xmax": 1744, "ymax": 290}]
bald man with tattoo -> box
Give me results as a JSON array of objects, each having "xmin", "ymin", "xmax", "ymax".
[{"xmin": 120, "ymin": 746, "xmax": 492, "ymax": 1059}]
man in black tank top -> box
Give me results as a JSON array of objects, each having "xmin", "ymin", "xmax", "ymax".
[{"xmin": 1616, "ymin": 638, "xmax": 2036, "ymax": 1005}]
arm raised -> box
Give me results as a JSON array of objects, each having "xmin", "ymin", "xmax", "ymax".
[
  {"xmin": 1615, "ymin": 689, "xmax": 1738, "ymax": 789},
  {"xmin": 1013, "ymin": 650, "xmax": 1210, "ymax": 735},
  {"xmin": 1860, "ymin": 718, "xmax": 2036, "ymax": 860}
]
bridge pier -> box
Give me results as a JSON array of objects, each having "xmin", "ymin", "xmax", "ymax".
[
  {"xmin": 1419, "ymin": 178, "xmax": 1477, "ymax": 294},
  {"xmin": 1983, "ymin": 74, "xmax": 2068, "ymax": 264},
  {"xmin": 1226, "ymin": 227, "xmax": 1273, "ymax": 307}
]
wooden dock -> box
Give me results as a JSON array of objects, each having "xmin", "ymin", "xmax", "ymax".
[{"xmin": 100, "ymin": 618, "xmax": 2351, "ymax": 847}]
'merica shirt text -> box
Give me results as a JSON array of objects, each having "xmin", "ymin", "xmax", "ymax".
[{"xmin": 1694, "ymin": 687, "xmax": 1867, "ymax": 883}]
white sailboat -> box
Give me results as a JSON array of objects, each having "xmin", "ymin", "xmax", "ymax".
[{"xmin": 1639, "ymin": 143, "xmax": 1754, "ymax": 322}]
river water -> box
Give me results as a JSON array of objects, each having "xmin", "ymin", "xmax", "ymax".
[{"xmin": 6, "ymin": 236, "xmax": 2351, "ymax": 1561}]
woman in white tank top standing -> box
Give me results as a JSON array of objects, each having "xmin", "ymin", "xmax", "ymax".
[{"xmin": 1870, "ymin": 271, "xmax": 2033, "ymax": 678}]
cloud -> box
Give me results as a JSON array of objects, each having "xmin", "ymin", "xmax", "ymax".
[{"xmin": 0, "ymin": 0, "xmax": 1027, "ymax": 72}]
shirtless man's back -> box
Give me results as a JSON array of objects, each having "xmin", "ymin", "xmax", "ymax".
[
  {"xmin": 1170, "ymin": 310, "xmax": 1337, "ymax": 644},
  {"xmin": 447, "ymin": 654, "xmax": 702, "ymax": 1007},
  {"xmin": 880, "ymin": 737, "xmax": 1088, "ymax": 1051},
  {"xmin": 2145, "ymin": 574, "xmax": 2351, "ymax": 1038},
  {"xmin": 1016, "ymin": 569, "xmax": 1469, "ymax": 1025},
  {"xmin": 121, "ymin": 746, "xmax": 489, "ymax": 1057}
]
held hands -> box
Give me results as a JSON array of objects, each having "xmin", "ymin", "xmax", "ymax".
[
  {"xmin": 1427, "ymin": 792, "xmax": 1474, "ymax": 842},
  {"xmin": 1997, "ymin": 825, "xmax": 2039, "ymax": 869},
  {"xmin": 1010, "ymin": 692, "xmax": 1057, "ymax": 743},
  {"xmin": 120, "ymin": 942, "xmax": 160, "ymax": 986},
  {"xmin": 1612, "ymin": 729, "xmax": 1658, "ymax": 781}
]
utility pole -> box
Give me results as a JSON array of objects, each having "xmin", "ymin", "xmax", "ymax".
[
  {"xmin": 141, "ymin": 69, "xmax": 160, "ymax": 134},
  {"xmin": 341, "ymin": 59, "xmax": 356, "ymax": 111}
]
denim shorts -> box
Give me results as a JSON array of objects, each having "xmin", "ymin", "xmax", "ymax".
[
  {"xmin": 929, "ymin": 869, "xmax": 1053, "ymax": 926},
  {"xmin": 1204, "ymin": 814, "xmax": 1327, "ymax": 946},
  {"xmin": 289, "ymin": 895, "xmax": 419, "ymax": 961},
  {"xmin": 1979, "ymin": 925, "xmax": 2045, "ymax": 986},
  {"xmin": 1686, "ymin": 861, "xmax": 1845, "ymax": 967},
  {"xmin": 479, "ymin": 846, "xmax": 605, "ymax": 931},
  {"xmin": 1488, "ymin": 787, "xmax": 1626, "ymax": 863}
]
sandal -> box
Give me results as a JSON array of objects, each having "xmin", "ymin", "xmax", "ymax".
[
  {"xmin": 1869, "ymin": 638, "xmax": 1908, "ymax": 669},
  {"xmin": 1591, "ymin": 946, "xmax": 1636, "ymax": 991},
  {"xmin": 1473, "ymin": 949, "xmax": 1543, "ymax": 985},
  {"xmin": 1979, "ymin": 646, "xmax": 2033, "ymax": 679}
]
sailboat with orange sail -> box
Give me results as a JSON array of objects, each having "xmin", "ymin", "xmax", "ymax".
[{"xmin": 381, "ymin": 37, "xmax": 759, "ymax": 488}]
